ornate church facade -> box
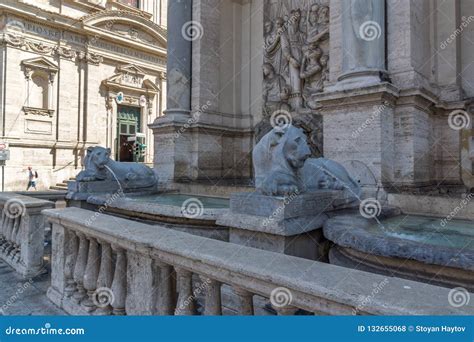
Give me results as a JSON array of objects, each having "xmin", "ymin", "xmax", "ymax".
[
  {"xmin": 0, "ymin": 0, "xmax": 167, "ymax": 191},
  {"xmin": 153, "ymin": 0, "xmax": 474, "ymax": 197}
]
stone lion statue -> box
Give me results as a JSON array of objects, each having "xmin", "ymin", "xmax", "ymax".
[
  {"xmin": 76, "ymin": 146, "xmax": 157, "ymax": 190},
  {"xmin": 253, "ymin": 125, "xmax": 361, "ymax": 205},
  {"xmin": 253, "ymin": 125, "xmax": 311, "ymax": 196}
]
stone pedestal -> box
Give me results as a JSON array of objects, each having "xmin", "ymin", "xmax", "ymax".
[
  {"xmin": 316, "ymin": 83, "xmax": 398, "ymax": 191},
  {"xmin": 217, "ymin": 191, "xmax": 339, "ymax": 261}
]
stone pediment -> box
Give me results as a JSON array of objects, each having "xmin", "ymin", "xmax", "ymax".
[
  {"xmin": 102, "ymin": 64, "xmax": 159, "ymax": 94},
  {"xmin": 81, "ymin": 10, "xmax": 167, "ymax": 49},
  {"xmin": 21, "ymin": 57, "xmax": 59, "ymax": 73}
]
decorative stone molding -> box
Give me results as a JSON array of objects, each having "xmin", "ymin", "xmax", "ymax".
[
  {"xmin": 102, "ymin": 64, "xmax": 159, "ymax": 110},
  {"xmin": 81, "ymin": 10, "xmax": 167, "ymax": 43},
  {"xmin": 3, "ymin": 33, "xmax": 27, "ymax": 48},
  {"xmin": 21, "ymin": 57, "xmax": 58, "ymax": 111},
  {"xmin": 21, "ymin": 57, "xmax": 58, "ymax": 80},
  {"xmin": 25, "ymin": 40, "xmax": 55, "ymax": 54},
  {"xmin": 77, "ymin": 51, "xmax": 103, "ymax": 65},
  {"xmin": 55, "ymin": 46, "xmax": 77, "ymax": 60},
  {"xmin": 22, "ymin": 106, "xmax": 55, "ymax": 117},
  {"xmin": 4, "ymin": 34, "xmax": 57, "ymax": 56}
]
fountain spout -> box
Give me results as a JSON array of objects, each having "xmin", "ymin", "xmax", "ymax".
[{"xmin": 104, "ymin": 165, "xmax": 123, "ymax": 194}]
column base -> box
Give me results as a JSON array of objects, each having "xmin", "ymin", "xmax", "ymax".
[{"xmin": 329, "ymin": 69, "xmax": 388, "ymax": 92}]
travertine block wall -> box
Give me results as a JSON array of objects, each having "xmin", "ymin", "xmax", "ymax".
[
  {"xmin": 0, "ymin": 1, "xmax": 167, "ymax": 191},
  {"xmin": 320, "ymin": 0, "xmax": 471, "ymax": 192}
]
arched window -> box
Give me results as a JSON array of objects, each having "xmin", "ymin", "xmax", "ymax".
[{"xmin": 30, "ymin": 72, "xmax": 49, "ymax": 109}]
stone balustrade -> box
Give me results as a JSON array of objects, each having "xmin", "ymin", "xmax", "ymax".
[
  {"xmin": 44, "ymin": 207, "xmax": 473, "ymax": 316},
  {"xmin": 0, "ymin": 194, "xmax": 54, "ymax": 277}
]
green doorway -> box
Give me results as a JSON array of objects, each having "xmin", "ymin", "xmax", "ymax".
[{"xmin": 116, "ymin": 105, "xmax": 141, "ymax": 162}]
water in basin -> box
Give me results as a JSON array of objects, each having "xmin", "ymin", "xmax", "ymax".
[
  {"xmin": 126, "ymin": 194, "xmax": 229, "ymax": 209},
  {"xmin": 368, "ymin": 215, "xmax": 474, "ymax": 251}
]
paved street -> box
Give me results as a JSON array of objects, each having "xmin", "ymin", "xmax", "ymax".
[{"xmin": 0, "ymin": 260, "xmax": 64, "ymax": 316}]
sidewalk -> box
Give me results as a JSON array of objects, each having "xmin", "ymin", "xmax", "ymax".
[{"xmin": 0, "ymin": 259, "xmax": 65, "ymax": 316}]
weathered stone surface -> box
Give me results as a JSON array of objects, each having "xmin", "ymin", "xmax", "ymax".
[
  {"xmin": 0, "ymin": 193, "xmax": 54, "ymax": 277},
  {"xmin": 43, "ymin": 207, "xmax": 474, "ymax": 315},
  {"xmin": 323, "ymin": 214, "xmax": 474, "ymax": 271},
  {"xmin": 229, "ymin": 228, "xmax": 328, "ymax": 261},
  {"xmin": 87, "ymin": 194, "xmax": 226, "ymax": 223},
  {"xmin": 329, "ymin": 246, "xmax": 474, "ymax": 292},
  {"xmin": 229, "ymin": 191, "xmax": 336, "ymax": 220},
  {"xmin": 218, "ymin": 191, "xmax": 336, "ymax": 236},
  {"xmin": 388, "ymin": 193, "xmax": 474, "ymax": 220}
]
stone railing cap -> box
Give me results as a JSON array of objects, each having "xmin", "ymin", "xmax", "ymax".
[
  {"xmin": 42, "ymin": 207, "xmax": 474, "ymax": 316},
  {"xmin": 0, "ymin": 193, "xmax": 54, "ymax": 207}
]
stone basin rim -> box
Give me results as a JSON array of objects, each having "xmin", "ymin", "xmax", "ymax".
[
  {"xmin": 323, "ymin": 214, "xmax": 474, "ymax": 272},
  {"xmin": 86, "ymin": 193, "xmax": 229, "ymax": 222}
]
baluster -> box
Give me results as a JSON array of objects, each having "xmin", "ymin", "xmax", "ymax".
[
  {"xmin": 0, "ymin": 210, "xmax": 6, "ymax": 245},
  {"xmin": 5, "ymin": 217, "xmax": 16, "ymax": 256},
  {"xmin": 64, "ymin": 231, "xmax": 79, "ymax": 298},
  {"xmin": 72, "ymin": 233, "xmax": 89, "ymax": 304},
  {"xmin": 4, "ymin": 217, "xmax": 16, "ymax": 255},
  {"xmin": 1, "ymin": 216, "xmax": 13, "ymax": 253},
  {"xmin": 155, "ymin": 261, "xmax": 175, "ymax": 315},
  {"xmin": 82, "ymin": 238, "xmax": 100, "ymax": 313},
  {"xmin": 175, "ymin": 267, "xmax": 195, "ymax": 315},
  {"xmin": 234, "ymin": 287, "xmax": 254, "ymax": 315},
  {"xmin": 110, "ymin": 246, "xmax": 127, "ymax": 315},
  {"xmin": 11, "ymin": 217, "xmax": 22, "ymax": 262},
  {"xmin": 95, "ymin": 241, "xmax": 114, "ymax": 315},
  {"xmin": 202, "ymin": 277, "xmax": 222, "ymax": 316}
]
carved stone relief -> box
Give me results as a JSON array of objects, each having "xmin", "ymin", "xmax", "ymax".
[
  {"xmin": 260, "ymin": 1, "xmax": 329, "ymax": 156},
  {"xmin": 263, "ymin": 0, "xmax": 330, "ymax": 114}
]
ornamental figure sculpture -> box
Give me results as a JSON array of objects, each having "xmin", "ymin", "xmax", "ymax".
[{"xmin": 262, "ymin": 1, "xmax": 330, "ymax": 112}]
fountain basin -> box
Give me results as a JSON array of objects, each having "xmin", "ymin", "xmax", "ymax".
[
  {"xmin": 323, "ymin": 214, "xmax": 474, "ymax": 290},
  {"xmin": 86, "ymin": 193, "xmax": 230, "ymax": 241}
]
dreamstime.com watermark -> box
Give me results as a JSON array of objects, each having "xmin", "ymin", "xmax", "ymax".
[
  {"xmin": 263, "ymin": 11, "xmax": 301, "ymax": 50},
  {"xmin": 0, "ymin": 278, "xmax": 34, "ymax": 315},
  {"xmin": 4, "ymin": 323, "xmax": 85, "ymax": 336},
  {"xmin": 175, "ymin": 278, "xmax": 212, "ymax": 314},
  {"xmin": 440, "ymin": 193, "xmax": 474, "ymax": 227},
  {"xmin": 440, "ymin": 16, "xmax": 474, "ymax": 50},
  {"xmin": 262, "ymin": 189, "xmax": 300, "ymax": 227},
  {"xmin": 85, "ymin": 189, "xmax": 124, "ymax": 227},
  {"xmin": 352, "ymin": 101, "xmax": 390, "ymax": 139},
  {"xmin": 174, "ymin": 100, "xmax": 212, "ymax": 140},
  {"xmin": 181, "ymin": 198, "xmax": 204, "ymax": 219},
  {"xmin": 181, "ymin": 21, "xmax": 204, "ymax": 41},
  {"xmin": 352, "ymin": 278, "xmax": 389, "ymax": 314},
  {"xmin": 270, "ymin": 287, "xmax": 293, "ymax": 308},
  {"xmin": 448, "ymin": 287, "xmax": 470, "ymax": 308}
]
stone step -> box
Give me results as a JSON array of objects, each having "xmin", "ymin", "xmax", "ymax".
[
  {"xmin": 49, "ymin": 177, "xmax": 74, "ymax": 191},
  {"xmin": 50, "ymin": 185, "xmax": 67, "ymax": 191}
]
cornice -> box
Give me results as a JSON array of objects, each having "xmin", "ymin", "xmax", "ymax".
[{"xmin": 0, "ymin": 5, "xmax": 167, "ymax": 57}]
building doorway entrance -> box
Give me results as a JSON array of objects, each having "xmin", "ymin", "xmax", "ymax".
[{"xmin": 116, "ymin": 105, "xmax": 141, "ymax": 162}]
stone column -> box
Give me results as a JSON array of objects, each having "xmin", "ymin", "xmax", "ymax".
[
  {"xmin": 338, "ymin": 0, "xmax": 386, "ymax": 88},
  {"xmin": 150, "ymin": 0, "xmax": 195, "ymax": 183},
  {"xmin": 163, "ymin": 0, "xmax": 192, "ymax": 121}
]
